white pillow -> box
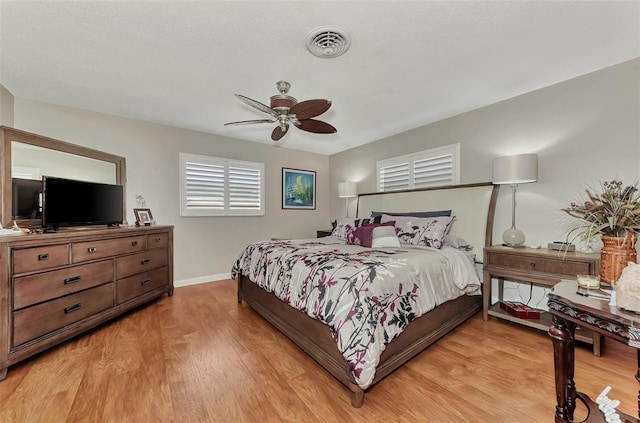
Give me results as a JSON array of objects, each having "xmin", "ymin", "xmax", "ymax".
[{"xmin": 371, "ymin": 226, "xmax": 401, "ymax": 248}]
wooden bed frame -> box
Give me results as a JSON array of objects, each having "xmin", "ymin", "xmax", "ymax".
[{"xmin": 237, "ymin": 182, "xmax": 499, "ymax": 407}]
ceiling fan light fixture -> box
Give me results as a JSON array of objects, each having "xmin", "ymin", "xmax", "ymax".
[{"xmin": 306, "ymin": 26, "xmax": 351, "ymax": 59}]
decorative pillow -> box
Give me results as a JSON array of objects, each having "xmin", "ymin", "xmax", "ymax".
[
  {"xmin": 371, "ymin": 226, "xmax": 401, "ymax": 248},
  {"xmin": 331, "ymin": 216, "xmax": 382, "ymax": 240},
  {"xmin": 370, "ymin": 209, "xmax": 452, "ymax": 218},
  {"xmin": 382, "ymin": 214, "xmax": 454, "ymax": 249},
  {"xmin": 347, "ymin": 221, "xmax": 395, "ymax": 247}
]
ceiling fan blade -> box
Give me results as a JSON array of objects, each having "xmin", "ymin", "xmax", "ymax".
[
  {"xmin": 234, "ymin": 94, "xmax": 279, "ymax": 118},
  {"xmin": 295, "ymin": 119, "xmax": 337, "ymax": 134},
  {"xmin": 289, "ymin": 99, "xmax": 332, "ymax": 120},
  {"xmin": 224, "ymin": 119, "xmax": 276, "ymax": 126},
  {"xmin": 271, "ymin": 124, "xmax": 289, "ymax": 141}
]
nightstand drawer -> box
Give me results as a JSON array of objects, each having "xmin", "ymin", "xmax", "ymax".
[{"xmin": 487, "ymin": 253, "xmax": 592, "ymax": 276}]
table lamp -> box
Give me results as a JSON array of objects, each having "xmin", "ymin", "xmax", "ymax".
[
  {"xmin": 492, "ymin": 153, "xmax": 538, "ymax": 247},
  {"xmin": 338, "ymin": 181, "xmax": 357, "ymax": 217}
]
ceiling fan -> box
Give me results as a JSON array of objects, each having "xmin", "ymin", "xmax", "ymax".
[{"xmin": 224, "ymin": 81, "xmax": 337, "ymax": 141}]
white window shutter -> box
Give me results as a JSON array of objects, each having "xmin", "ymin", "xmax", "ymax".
[
  {"xmin": 185, "ymin": 161, "xmax": 225, "ymax": 211},
  {"xmin": 379, "ymin": 162, "xmax": 410, "ymax": 192},
  {"xmin": 180, "ymin": 153, "xmax": 264, "ymax": 216},
  {"xmin": 228, "ymin": 166, "xmax": 262, "ymax": 212},
  {"xmin": 413, "ymin": 154, "xmax": 454, "ymax": 188},
  {"xmin": 376, "ymin": 143, "xmax": 459, "ymax": 192}
]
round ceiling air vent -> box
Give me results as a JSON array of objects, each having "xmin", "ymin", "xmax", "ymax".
[{"xmin": 305, "ymin": 26, "xmax": 351, "ymax": 59}]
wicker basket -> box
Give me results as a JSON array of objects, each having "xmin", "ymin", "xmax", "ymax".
[{"xmin": 599, "ymin": 232, "xmax": 637, "ymax": 286}]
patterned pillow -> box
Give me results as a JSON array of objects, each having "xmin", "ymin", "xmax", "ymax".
[
  {"xmin": 382, "ymin": 214, "xmax": 454, "ymax": 249},
  {"xmin": 370, "ymin": 210, "xmax": 452, "ymax": 218},
  {"xmin": 331, "ymin": 216, "xmax": 382, "ymax": 240},
  {"xmin": 371, "ymin": 226, "xmax": 401, "ymax": 248},
  {"xmin": 347, "ymin": 222, "xmax": 395, "ymax": 247}
]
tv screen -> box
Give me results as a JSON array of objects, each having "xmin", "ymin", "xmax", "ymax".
[
  {"xmin": 12, "ymin": 178, "xmax": 43, "ymax": 220},
  {"xmin": 42, "ymin": 176, "xmax": 123, "ymax": 229}
]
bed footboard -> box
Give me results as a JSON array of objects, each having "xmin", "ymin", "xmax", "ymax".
[{"xmin": 237, "ymin": 272, "xmax": 481, "ymax": 407}]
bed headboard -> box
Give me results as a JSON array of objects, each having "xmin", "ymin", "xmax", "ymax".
[{"xmin": 356, "ymin": 182, "xmax": 499, "ymax": 258}]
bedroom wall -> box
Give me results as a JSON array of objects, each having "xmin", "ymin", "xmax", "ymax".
[
  {"xmin": 12, "ymin": 100, "xmax": 330, "ymax": 286},
  {"xmin": 329, "ymin": 58, "xmax": 640, "ymax": 307}
]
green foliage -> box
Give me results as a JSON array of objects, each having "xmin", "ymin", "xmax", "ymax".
[{"xmin": 562, "ymin": 179, "xmax": 640, "ymax": 239}]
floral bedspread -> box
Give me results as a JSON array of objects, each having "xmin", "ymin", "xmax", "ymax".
[{"xmin": 231, "ymin": 237, "xmax": 480, "ymax": 389}]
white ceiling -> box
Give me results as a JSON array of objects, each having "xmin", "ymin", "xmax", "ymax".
[{"xmin": 1, "ymin": 1, "xmax": 638, "ymax": 155}]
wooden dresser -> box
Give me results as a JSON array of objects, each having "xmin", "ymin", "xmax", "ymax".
[{"xmin": 0, "ymin": 225, "xmax": 173, "ymax": 380}]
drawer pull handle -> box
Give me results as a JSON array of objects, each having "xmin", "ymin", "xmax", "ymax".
[
  {"xmin": 141, "ymin": 258, "xmax": 151, "ymax": 265},
  {"xmin": 38, "ymin": 253, "xmax": 49, "ymax": 261},
  {"xmin": 64, "ymin": 303, "xmax": 81, "ymax": 314},
  {"xmin": 141, "ymin": 279, "xmax": 151, "ymax": 286},
  {"xmin": 155, "ymin": 237, "xmax": 162, "ymax": 242},
  {"xmin": 131, "ymin": 240, "xmax": 138, "ymax": 246},
  {"xmin": 530, "ymin": 262, "xmax": 536, "ymax": 268},
  {"xmin": 64, "ymin": 275, "xmax": 81, "ymax": 285},
  {"xmin": 87, "ymin": 247, "xmax": 97, "ymax": 253}
]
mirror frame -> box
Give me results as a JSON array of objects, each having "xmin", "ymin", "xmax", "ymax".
[{"xmin": 1, "ymin": 126, "xmax": 127, "ymax": 228}]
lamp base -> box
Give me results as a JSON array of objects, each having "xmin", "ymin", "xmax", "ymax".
[{"xmin": 502, "ymin": 228, "xmax": 525, "ymax": 247}]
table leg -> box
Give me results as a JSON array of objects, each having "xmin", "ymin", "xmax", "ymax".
[
  {"xmin": 636, "ymin": 349, "xmax": 640, "ymax": 419},
  {"xmin": 549, "ymin": 315, "xmax": 576, "ymax": 423},
  {"xmin": 483, "ymin": 270, "xmax": 491, "ymax": 321}
]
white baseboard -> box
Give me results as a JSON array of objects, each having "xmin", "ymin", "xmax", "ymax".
[{"xmin": 174, "ymin": 272, "xmax": 231, "ymax": 288}]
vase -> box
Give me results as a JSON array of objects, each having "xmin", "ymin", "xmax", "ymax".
[{"xmin": 599, "ymin": 231, "xmax": 638, "ymax": 286}]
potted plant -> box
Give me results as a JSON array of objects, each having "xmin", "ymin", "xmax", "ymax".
[{"xmin": 562, "ymin": 179, "xmax": 640, "ymax": 285}]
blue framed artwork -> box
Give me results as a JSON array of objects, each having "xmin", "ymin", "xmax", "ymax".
[{"xmin": 282, "ymin": 168, "xmax": 316, "ymax": 209}]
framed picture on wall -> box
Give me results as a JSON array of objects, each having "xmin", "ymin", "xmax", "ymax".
[{"xmin": 282, "ymin": 168, "xmax": 316, "ymax": 210}]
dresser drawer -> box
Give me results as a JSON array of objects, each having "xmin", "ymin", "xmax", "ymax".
[
  {"xmin": 487, "ymin": 253, "xmax": 592, "ymax": 276},
  {"xmin": 72, "ymin": 235, "xmax": 146, "ymax": 263},
  {"xmin": 12, "ymin": 283, "xmax": 114, "ymax": 347},
  {"xmin": 116, "ymin": 266, "xmax": 169, "ymax": 304},
  {"xmin": 13, "ymin": 244, "xmax": 70, "ymax": 274},
  {"xmin": 147, "ymin": 233, "xmax": 168, "ymax": 249},
  {"xmin": 116, "ymin": 248, "xmax": 168, "ymax": 279},
  {"xmin": 14, "ymin": 260, "xmax": 114, "ymax": 310}
]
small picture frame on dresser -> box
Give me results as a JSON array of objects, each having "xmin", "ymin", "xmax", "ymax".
[{"xmin": 134, "ymin": 208, "xmax": 153, "ymax": 226}]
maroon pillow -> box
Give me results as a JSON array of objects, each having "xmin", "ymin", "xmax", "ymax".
[{"xmin": 348, "ymin": 221, "xmax": 395, "ymax": 247}]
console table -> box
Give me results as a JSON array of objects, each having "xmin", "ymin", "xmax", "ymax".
[{"xmin": 547, "ymin": 281, "xmax": 640, "ymax": 423}]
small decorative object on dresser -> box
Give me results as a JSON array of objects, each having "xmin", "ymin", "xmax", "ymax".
[
  {"xmin": 562, "ymin": 179, "xmax": 639, "ymax": 285},
  {"xmin": 134, "ymin": 208, "xmax": 154, "ymax": 226}
]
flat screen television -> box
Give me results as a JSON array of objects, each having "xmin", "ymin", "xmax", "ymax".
[
  {"xmin": 42, "ymin": 176, "xmax": 123, "ymax": 230},
  {"xmin": 12, "ymin": 178, "xmax": 43, "ymax": 220}
]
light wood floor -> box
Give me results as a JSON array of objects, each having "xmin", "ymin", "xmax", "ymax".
[{"xmin": 1, "ymin": 279, "xmax": 638, "ymax": 422}]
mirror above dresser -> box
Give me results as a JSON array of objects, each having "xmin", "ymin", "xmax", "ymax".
[{"xmin": 0, "ymin": 126, "xmax": 126, "ymax": 228}]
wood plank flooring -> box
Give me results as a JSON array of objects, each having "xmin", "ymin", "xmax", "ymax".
[{"xmin": 0, "ymin": 279, "xmax": 638, "ymax": 422}]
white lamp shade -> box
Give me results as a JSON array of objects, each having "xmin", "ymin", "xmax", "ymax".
[
  {"xmin": 338, "ymin": 181, "xmax": 357, "ymax": 198},
  {"xmin": 492, "ymin": 153, "xmax": 538, "ymax": 185}
]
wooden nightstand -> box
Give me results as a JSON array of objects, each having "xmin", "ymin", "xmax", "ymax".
[
  {"xmin": 317, "ymin": 229, "xmax": 333, "ymax": 238},
  {"xmin": 483, "ymin": 245, "xmax": 602, "ymax": 355}
]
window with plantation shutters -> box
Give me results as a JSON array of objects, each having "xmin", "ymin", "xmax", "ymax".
[
  {"xmin": 180, "ymin": 153, "xmax": 264, "ymax": 216},
  {"xmin": 376, "ymin": 144, "xmax": 459, "ymax": 192}
]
